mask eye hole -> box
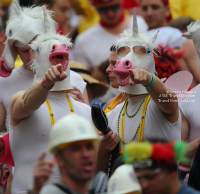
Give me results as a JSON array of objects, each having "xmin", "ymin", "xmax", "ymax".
[
  {"xmin": 9, "ymin": 29, "xmax": 12, "ymax": 36},
  {"xmin": 146, "ymin": 48, "xmax": 152, "ymax": 54},
  {"xmin": 36, "ymin": 46, "xmax": 41, "ymax": 53},
  {"xmin": 52, "ymin": 45, "xmax": 56, "ymax": 50}
]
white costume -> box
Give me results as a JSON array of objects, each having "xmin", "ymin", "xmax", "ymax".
[
  {"xmin": 146, "ymin": 26, "xmax": 186, "ymax": 48},
  {"xmin": 10, "ymin": 94, "xmax": 91, "ymax": 194},
  {"xmin": 73, "ymin": 16, "xmax": 147, "ymax": 69},
  {"xmin": 0, "ymin": 67, "xmax": 86, "ymax": 131},
  {"xmin": 108, "ymin": 10, "xmax": 181, "ymax": 147},
  {"xmin": 9, "ymin": 19, "xmax": 92, "ymax": 192},
  {"xmin": 108, "ymin": 95, "xmax": 181, "ymax": 141},
  {"xmin": 179, "ymin": 85, "xmax": 200, "ymax": 143}
]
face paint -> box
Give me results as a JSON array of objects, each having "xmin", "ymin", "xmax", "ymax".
[
  {"xmin": 113, "ymin": 8, "xmax": 159, "ymax": 95},
  {"xmin": 30, "ymin": 33, "xmax": 73, "ymax": 92}
]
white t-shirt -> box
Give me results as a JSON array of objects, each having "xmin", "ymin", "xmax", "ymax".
[
  {"xmin": 9, "ymin": 93, "xmax": 92, "ymax": 194},
  {"xmin": 107, "ymin": 95, "xmax": 181, "ymax": 143},
  {"xmin": 146, "ymin": 26, "xmax": 187, "ymax": 48},
  {"xmin": 179, "ymin": 84, "xmax": 200, "ymax": 143},
  {"xmin": 73, "ymin": 16, "xmax": 147, "ymax": 69},
  {"xmin": 0, "ymin": 66, "xmax": 87, "ymax": 130}
]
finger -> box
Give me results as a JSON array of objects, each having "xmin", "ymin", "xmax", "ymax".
[
  {"xmin": 73, "ymin": 86, "xmax": 81, "ymax": 93},
  {"xmin": 56, "ymin": 64, "xmax": 63, "ymax": 74},
  {"xmin": 39, "ymin": 152, "xmax": 47, "ymax": 162},
  {"xmin": 98, "ymin": 132, "xmax": 103, "ymax": 136},
  {"xmin": 133, "ymin": 70, "xmax": 140, "ymax": 84},
  {"xmin": 52, "ymin": 66, "xmax": 61, "ymax": 77},
  {"xmin": 102, "ymin": 131, "xmax": 113, "ymax": 141},
  {"xmin": 58, "ymin": 72, "xmax": 67, "ymax": 80},
  {"xmin": 45, "ymin": 73, "xmax": 54, "ymax": 82},
  {"xmin": 48, "ymin": 69, "xmax": 57, "ymax": 80}
]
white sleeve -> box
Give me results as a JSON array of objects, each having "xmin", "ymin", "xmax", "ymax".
[
  {"xmin": 73, "ymin": 36, "xmax": 91, "ymax": 68},
  {"xmin": 70, "ymin": 70, "xmax": 86, "ymax": 94}
]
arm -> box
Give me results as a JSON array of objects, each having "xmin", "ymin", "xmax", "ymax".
[
  {"xmin": 9, "ymin": 65, "xmax": 67, "ymax": 125},
  {"xmin": 0, "ymin": 102, "xmax": 6, "ymax": 132},
  {"xmin": 181, "ymin": 110, "xmax": 190, "ymax": 141},
  {"xmin": 129, "ymin": 69, "xmax": 179, "ymax": 123},
  {"xmin": 181, "ymin": 40, "xmax": 200, "ymax": 85}
]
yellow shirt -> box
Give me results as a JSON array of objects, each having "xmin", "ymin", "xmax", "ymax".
[
  {"xmin": 76, "ymin": 0, "xmax": 100, "ymax": 34},
  {"xmin": 169, "ymin": 0, "xmax": 200, "ymax": 20}
]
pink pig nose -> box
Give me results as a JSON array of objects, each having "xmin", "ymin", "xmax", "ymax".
[{"xmin": 114, "ymin": 59, "xmax": 132, "ymax": 74}]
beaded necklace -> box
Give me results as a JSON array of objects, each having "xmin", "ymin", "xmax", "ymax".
[
  {"xmin": 117, "ymin": 94, "xmax": 151, "ymax": 154},
  {"xmin": 104, "ymin": 93, "xmax": 123, "ymax": 114},
  {"xmin": 45, "ymin": 94, "xmax": 74, "ymax": 126}
]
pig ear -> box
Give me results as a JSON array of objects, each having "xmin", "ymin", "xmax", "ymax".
[
  {"xmin": 13, "ymin": 0, "xmax": 22, "ymax": 16},
  {"xmin": 151, "ymin": 30, "xmax": 159, "ymax": 43}
]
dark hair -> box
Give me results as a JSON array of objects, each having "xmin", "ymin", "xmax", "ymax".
[
  {"xmin": 169, "ymin": 17, "xmax": 195, "ymax": 32},
  {"xmin": 110, "ymin": 45, "xmax": 117, "ymax": 52},
  {"xmin": 34, "ymin": 0, "xmax": 55, "ymax": 7}
]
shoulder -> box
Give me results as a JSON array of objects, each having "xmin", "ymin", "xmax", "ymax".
[
  {"xmin": 146, "ymin": 26, "xmax": 186, "ymax": 48},
  {"xmin": 40, "ymin": 184, "xmax": 64, "ymax": 194},
  {"xmin": 179, "ymin": 184, "xmax": 200, "ymax": 194},
  {"xmin": 75, "ymin": 24, "xmax": 102, "ymax": 44}
]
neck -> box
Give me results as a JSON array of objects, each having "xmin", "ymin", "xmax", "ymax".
[
  {"xmin": 22, "ymin": 64, "xmax": 32, "ymax": 71},
  {"xmin": 128, "ymin": 93, "xmax": 146, "ymax": 98},
  {"xmin": 100, "ymin": 12, "xmax": 125, "ymax": 28},
  {"xmin": 61, "ymin": 176, "xmax": 90, "ymax": 194},
  {"xmin": 149, "ymin": 22, "xmax": 168, "ymax": 30},
  {"xmin": 169, "ymin": 178, "xmax": 181, "ymax": 194}
]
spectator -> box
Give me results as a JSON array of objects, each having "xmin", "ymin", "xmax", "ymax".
[
  {"xmin": 107, "ymin": 164, "xmax": 142, "ymax": 194},
  {"xmin": 140, "ymin": 0, "xmax": 200, "ymax": 86},
  {"xmin": 29, "ymin": 114, "xmax": 100, "ymax": 194},
  {"xmin": 73, "ymin": 0, "xmax": 147, "ymax": 71},
  {"xmin": 34, "ymin": 0, "xmax": 73, "ymax": 36},
  {"xmin": 124, "ymin": 141, "xmax": 200, "ymax": 194},
  {"xmin": 169, "ymin": 16, "xmax": 195, "ymax": 33}
]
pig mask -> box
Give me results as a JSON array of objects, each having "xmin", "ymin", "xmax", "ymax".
[
  {"xmin": 29, "ymin": 33, "xmax": 73, "ymax": 92},
  {"xmin": 113, "ymin": 9, "xmax": 159, "ymax": 95}
]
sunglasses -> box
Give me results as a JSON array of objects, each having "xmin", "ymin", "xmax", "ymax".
[
  {"xmin": 117, "ymin": 46, "xmax": 152, "ymax": 57},
  {"xmin": 97, "ymin": 4, "xmax": 120, "ymax": 14}
]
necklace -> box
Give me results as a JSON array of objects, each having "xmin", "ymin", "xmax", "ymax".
[
  {"xmin": 45, "ymin": 94, "xmax": 74, "ymax": 126},
  {"xmin": 104, "ymin": 93, "xmax": 123, "ymax": 114},
  {"xmin": 117, "ymin": 94, "xmax": 151, "ymax": 147}
]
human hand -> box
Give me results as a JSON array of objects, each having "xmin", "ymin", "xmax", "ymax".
[
  {"xmin": 129, "ymin": 69, "xmax": 151, "ymax": 86},
  {"xmin": 71, "ymin": 86, "xmax": 85, "ymax": 103},
  {"xmin": 98, "ymin": 131, "xmax": 119, "ymax": 154},
  {"xmin": 31, "ymin": 152, "xmax": 55, "ymax": 194},
  {"xmin": 44, "ymin": 64, "xmax": 67, "ymax": 87}
]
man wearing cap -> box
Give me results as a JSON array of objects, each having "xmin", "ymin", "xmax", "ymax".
[
  {"xmin": 124, "ymin": 141, "xmax": 200, "ymax": 194},
  {"xmin": 73, "ymin": 0, "xmax": 147, "ymax": 71},
  {"xmin": 37, "ymin": 114, "xmax": 99, "ymax": 194}
]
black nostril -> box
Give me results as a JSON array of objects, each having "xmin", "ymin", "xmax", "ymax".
[
  {"xmin": 125, "ymin": 61, "xmax": 129, "ymax": 66},
  {"xmin": 52, "ymin": 45, "xmax": 56, "ymax": 50}
]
